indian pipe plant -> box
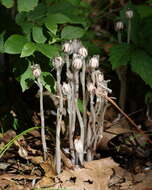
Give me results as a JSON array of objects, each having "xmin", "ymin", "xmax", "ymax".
[{"xmin": 52, "ymin": 39, "xmax": 111, "ymax": 174}]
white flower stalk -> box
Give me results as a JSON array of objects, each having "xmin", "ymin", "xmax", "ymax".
[
  {"xmin": 31, "ymin": 64, "xmax": 41, "ymax": 79},
  {"xmin": 62, "ymin": 82, "xmax": 71, "ymax": 95},
  {"xmin": 71, "ymin": 39, "xmax": 82, "ymax": 54},
  {"xmin": 125, "ymin": 9, "xmax": 133, "ymax": 44},
  {"xmin": 31, "ymin": 64, "xmax": 47, "ymax": 161},
  {"xmin": 125, "ymin": 9, "xmax": 134, "ymax": 19},
  {"xmin": 62, "ymin": 41, "xmax": 72, "ymax": 54},
  {"xmin": 55, "ymin": 61, "xmax": 64, "ymax": 174},
  {"xmin": 72, "ymin": 54, "xmax": 83, "ymax": 70},
  {"xmin": 53, "ymin": 56, "xmax": 64, "ymax": 70},
  {"xmin": 62, "ymin": 82, "xmax": 75, "ymax": 163},
  {"xmin": 78, "ymin": 46, "xmax": 88, "ymax": 58},
  {"xmin": 74, "ymin": 137, "xmax": 83, "ymax": 165},
  {"xmin": 115, "ymin": 21, "xmax": 124, "ymax": 31},
  {"xmin": 89, "ymin": 55, "xmax": 100, "ymax": 69},
  {"xmin": 115, "ymin": 21, "xmax": 124, "ymax": 43},
  {"xmin": 87, "ymin": 82, "xmax": 95, "ymax": 93}
]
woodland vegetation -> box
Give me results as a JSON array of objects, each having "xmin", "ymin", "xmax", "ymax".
[{"xmin": 0, "ymin": 0, "xmax": 152, "ymax": 189}]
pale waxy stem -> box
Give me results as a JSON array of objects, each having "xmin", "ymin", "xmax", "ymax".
[
  {"xmin": 56, "ymin": 68, "xmax": 63, "ymax": 174},
  {"xmin": 126, "ymin": 9, "xmax": 133, "ymax": 44},
  {"xmin": 62, "ymin": 82, "xmax": 75, "ymax": 163},
  {"xmin": 80, "ymin": 59, "xmax": 87, "ymax": 148},
  {"xmin": 115, "ymin": 21, "xmax": 123, "ymax": 44},
  {"xmin": 38, "ymin": 77, "xmax": 48, "ymax": 161},
  {"xmin": 74, "ymin": 69, "xmax": 84, "ymax": 164},
  {"xmin": 32, "ymin": 64, "xmax": 47, "ymax": 161}
]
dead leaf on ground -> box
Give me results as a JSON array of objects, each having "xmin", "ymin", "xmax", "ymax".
[
  {"xmin": 41, "ymin": 157, "xmax": 119, "ymax": 190},
  {"xmin": 99, "ymin": 120, "xmax": 131, "ymax": 150}
]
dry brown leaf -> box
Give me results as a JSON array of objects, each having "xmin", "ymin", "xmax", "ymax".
[
  {"xmin": 49, "ymin": 157, "xmax": 119, "ymax": 190},
  {"xmin": 40, "ymin": 156, "xmax": 56, "ymax": 177},
  {"xmin": 28, "ymin": 129, "xmax": 41, "ymax": 137},
  {"xmin": 98, "ymin": 120, "xmax": 131, "ymax": 150},
  {"xmin": 1, "ymin": 130, "xmax": 16, "ymax": 143},
  {"xmin": 28, "ymin": 156, "xmax": 44, "ymax": 164}
]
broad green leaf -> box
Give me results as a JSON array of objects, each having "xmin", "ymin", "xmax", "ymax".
[
  {"xmin": 15, "ymin": 13, "xmax": 33, "ymax": 34},
  {"xmin": 0, "ymin": 31, "xmax": 5, "ymax": 53},
  {"xmin": 45, "ymin": 13, "xmax": 71, "ymax": 25},
  {"xmin": 4, "ymin": 34, "xmax": 27, "ymax": 54},
  {"xmin": 20, "ymin": 65, "xmax": 34, "ymax": 92},
  {"xmin": 27, "ymin": 3, "xmax": 46, "ymax": 22},
  {"xmin": 1, "ymin": 0, "xmax": 14, "ymax": 8},
  {"xmin": 20, "ymin": 42, "xmax": 36, "ymax": 57},
  {"xmin": 130, "ymin": 49, "xmax": 152, "ymax": 88},
  {"xmin": 109, "ymin": 44, "xmax": 131, "ymax": 69},
  {"xmin": 36, "ymin": 43, "xmax": 59, "ymax": 58},
  {"xmin": 40, "ymin": 72, "xmax": 55, "ymax": 92},
  {"xmin": 61, "ymin": 26, "xmax": 85, "ymax": 40},
  {"xmin": 67, "ymin": 0, "xmax": 81, "ymax": 6},
  {"xmin": 32, "ymin": 26, "xmax": 46, "ymax": 43},
  {"xmin": 17, "ymin": 0, "xmax": 38, "ymax": 12},
  {"xmin": 45, "ymin": 24, "xmax": 58, "ymax": 35},
  {"xmin": 136, "ymin": 5, "xmax": 152, "ymax": 18}
]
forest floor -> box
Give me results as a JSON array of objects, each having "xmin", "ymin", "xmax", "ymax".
[{"xmin": 0, "ymin": 113, "xmax": 152, "ymax": 190}]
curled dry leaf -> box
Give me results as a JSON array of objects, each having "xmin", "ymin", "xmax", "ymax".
[
  {"xmin": 98, "ymin": 120, "xmax": 131, "ymax": 150},
  {"xmin": 48, "ymin": 158, "xmax": 119, "ymax": 190}
]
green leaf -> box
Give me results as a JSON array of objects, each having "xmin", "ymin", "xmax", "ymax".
[
  {"xmin": 36, "ymin": 43, "xmax": 59, "ymax": 58},
  {"xmin": 46, "ymin": 24, "xmax": 58, "ymax": 35},
  {"xmin": 40, "ymin": 72, "xmax": 55, "ymax": 92},
  {"xmin": 4, "ymin": 34, "xmax": 27, "ymax": 54},
  {"xmin": 136, "ymin": 5, "xmax": 152, "ymax": 18},
  {"xmin": 0, "ymin": 31, "xmax": 5, "ymax": 53},
  {"xmin": 32, "ymin": 26, "xmax": 46, "ymax": 43},
  {"xmin": 1, "ymin": 0, "xmax": 14, "ymax": 8},
  {"xmin": 109, "ymin": 44, "xmax": 131, "ymax": 69},
  {"xmin": 130, "ymin": 49, "xmax": 152, "ymax": 88},
  {"xmin": 45, "ymin": 13, "xmax": 71, "ymax": 25},
  {"xmin": 20, "ymin": 64, "xmax": 34, "ymax": 92},
  {"xmin": 61, "ymin": 26, "xmax": 85, "ymax": 40},
  {"xmin": 20, "ymin": 42, "xmax": 36, "ymax": 57},
  {"xmin": 17, "ymin": 0, "xmax": 38, "ymax": 12},
  {"xmin": 77, "ymin": 99, "xmax": 83, "ymax": 113},
  {"xmin": 67, "ymin": 0, "xmax": 81, "ymax": 6}
]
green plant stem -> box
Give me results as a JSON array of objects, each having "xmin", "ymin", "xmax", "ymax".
[{"xmin": 38, "ymin": 78, "xmax": 47, "ymax": 161}]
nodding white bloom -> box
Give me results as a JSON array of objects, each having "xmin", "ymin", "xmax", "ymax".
[
  {"xmin": 74, "ymin": 137, "xmax": 83, "ymax": 164},
  {"xmin": 96, "ymin": 72, "xmax": 104, "ymax": 83},
  {"xmin": 52, "ymin": 56, "xmax": 64, "ymax": 70},
  {"xmin": 78, "ymin": 46, "xmax": 88, "ymax": 58},
  {"xmin": 31, "ymin": 64, "xmax": 41, "ymax": 78},
  {"xmin": 71, "ymin": 39, "xmax": 82, "ymax": 53},
  {"xmin": 87, "ymin": 82, "xmax": 95, "ymax": 93},
  {"xmin": 115, "ymin": 21, "xmax": 124, "ymax": 31},
  {"xmin": 74, "ymin": 137, "xmax": 83, "ymax": 154},
  {"xmin": 125, "ymin": 9, "xmax": 133, "ymax": 19},
  {"xmin": 72, "ymin": 54, "xmax": 83, "ymax": 70},
  {"xmin": 89, "ymin": 55, "xmax": 99, "ymax": 69},
  {"xmin": 62, "ymin": 42, "xmax": 72, "ymax": 54},
  {"xmin": 62, "ymin": 82, "xmax": 71, "ymax": 95}
]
